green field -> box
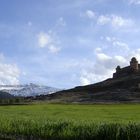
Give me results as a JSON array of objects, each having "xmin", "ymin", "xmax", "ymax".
[{"xmin": 0, "ymin": 103, "xmax": 140, "ymax": 139}]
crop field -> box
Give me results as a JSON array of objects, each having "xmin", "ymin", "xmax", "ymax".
[{"xmin": 0, "ymin": 103, "xmax": 140, "ymax": 140}]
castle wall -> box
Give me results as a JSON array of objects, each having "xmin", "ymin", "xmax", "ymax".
[
  {"xmin": 113, "ymin": 66, "xmax": 140, "ymax": 79},
  {"xmin": 130, "ymin": 62, "xmax": 138, "ymax": 71},
  {"xmin": 113, "ymin": 58, "xmax": 140, "ymax": 79}
]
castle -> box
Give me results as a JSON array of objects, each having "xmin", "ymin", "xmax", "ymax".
[{"xmin": 113, "ymin": 57, "xmax": 140, "ymax": 78}]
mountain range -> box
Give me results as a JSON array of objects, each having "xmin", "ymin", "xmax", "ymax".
[{"xmin": 0, "ymin": 83, "xmax": 60, "ymax": 97}]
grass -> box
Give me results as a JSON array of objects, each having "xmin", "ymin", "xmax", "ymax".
[{"xmin": 0, "ymin": 103, "xmax": 140, "ymax": 139}]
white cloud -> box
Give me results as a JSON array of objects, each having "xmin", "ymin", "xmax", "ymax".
[
  {"xmin": 80, "ymin": 70, "xmax": 112, "ymax": 86},
  {"xmin": 106, "ymin": 36, "xmax": 112, "ymax": 42},
  {"xmin": 82, "ymin": 10, "xmax": 134, "ymax": 29},
  {"xmin": 37, "ymin": 32, "xmax": 61, "ymax": 54},
  {"xmin": 80, "ymin": 65, "xmax": 113, "ymax": 86},
  {"xmin": 113, "ymin": 41, "xmax": 129, "ymax": 50},
  {"xmin": 96, "ymin": 53, "xmax": 111, "ymax": 61},
  {"xmin": 105, "ymin": 36, "xmax": 116, "ymax": 42},
  {"xmin": 97, "ymin": 15, "xmax": 133, "ymax": 28},
  {"xmin": 111, "ymin": 15, "xmax": 133, "ymax": 27},
  {"xmin": 49, "ymin": 45, "xmax": 61, "ymax": 54},
  {"xmin": 96, "ymin": 53, "xmax": 127, "ymax": 70},
  {"xmin": 37, "ymin": 17, "xmax": 64, "ymax": 54},
  {"xmin": 94, "ymin": 47, "xmax": 102, "ymax": 53},
  {"xmin": 128, "ymin": 49, "xmax": 140, "ymax": 62},
  {"xmin": 79, "ymin": 52, "xmax": 128, "ymax": 86},
  {"xmin": 97, "ymin": 15, "xmax": 111, "ymax": 25},
  {"xmin": 78, "ymin": 36, "xmax": 140, "ymax": 86},
  {"xmin": 0, "ymin": 54, "xmax": 20, "ymax": 85},
  {"xmin": 86, "ymin": 10, "xmax": 95, "ymax": 19},
  {"xmin": 114, "ymin": 56, "xmax": 127, "ymax": 64},
  {"xmin": 38, "ymin": 32, "xmax": 52, "ymax": 48},
  {"xmin": 79, "ymin": 48, "xmax": 140, "ymax": 86},
  {"xmin": 80, "ymin": 70, "xmax": 97, "ymax": 86},
  {"xmin": 56, "ymin": 17, "xmax": 66, "ymax": 26},
  {"xmin": 80, "ymin": 76, "xmax": 91, "ymax": 85},
  {"xmin": 80, "ymin": 10, "xmax": 96, "ymax": 19},
  {"xmin": 129, "ymin": 0, "xmax": 140, "ymax": 4},
  {"xmin": 105, "ymin": 36, "xmax": 129, "ymax": 51}
]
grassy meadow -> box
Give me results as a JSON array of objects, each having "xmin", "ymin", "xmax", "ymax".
[{"xmin": 0, "ymin": 103, "xmax": 140, "ymax": 139}]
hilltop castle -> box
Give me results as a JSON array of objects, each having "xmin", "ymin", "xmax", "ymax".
[{"xmin": 113, "ymin": 57, "xmax": 140, "ymax": 78}]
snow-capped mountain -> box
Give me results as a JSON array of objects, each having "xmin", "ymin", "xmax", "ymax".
[{"xmin": 0, "ymin": 83, "xmax": 60, "ymax": 97}]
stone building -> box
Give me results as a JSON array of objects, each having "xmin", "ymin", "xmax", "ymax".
[{"xmin": 113, "ymin": 57, "xmax": 140, "ymax": 78}]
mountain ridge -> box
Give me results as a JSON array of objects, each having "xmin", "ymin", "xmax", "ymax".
[
  {"xmin": 0, "ymin": 83, "xmax": 60, "ymax": 97},
  {"xmin": 0, "ymin": 91, "xmax": 14, "ymax": 99}
]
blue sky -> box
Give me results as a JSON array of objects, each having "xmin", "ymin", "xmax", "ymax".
[{"xmin": 1, "ymin": 0, "xmax": 140, "ymax": 88}]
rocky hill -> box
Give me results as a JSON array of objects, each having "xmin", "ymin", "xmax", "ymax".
[{"xmin": 35, "ymin": 75, "xmax": 140, "ymax": 103}]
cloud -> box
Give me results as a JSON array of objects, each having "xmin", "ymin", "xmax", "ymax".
[
  {"xmin": 96, "ymin": 53, "xmax": 111, "ymax": 61},
  {"xmin": 81, "ymin": 10, "xmax": 96, "ymax": 19},
  {"xmin": 61, "ymin": 45, "xmax": 138, "ymax": 87},
  {"xmin": 85, "ymin": 10, "xmax": 96, "ymax": 19},
  {"xmin": 128, "ymin": 48, "xmax": 140, "ymax": 61},
  {"xmin": 80, "ymin": 74, "xmax": 91, "ymax": 85},
  {"xmin": 37, "ymin": 17, "xmax": 64, "ymax": 54},
  {"xmin": 80, "ymin": 70, "xmax": 112, "ymax": 86},
  {"xmin": 0, "ymin": 54, "xmax": 20, "ymax": 85},
  {"xmin": 79, "ymin": 46, "xmax": 140, "ymax": 86},
  {"xmin": 113, "ymin": 41, "xmax": 129, "ymax": 50},
  {"xmin": 76, "ymin": 40, "xmax": 129, "ymax": 85},
  {"xmin": 97, "ymin": 15, "xmax": 111, "ymax": 25},
  {"xmin": 82, "ymin": 10, "xmax": 134, "ymax": 29},
  {"xmin": 105, "ymin": 36, "xmax": 129, "ymax": 51},
  {"xmin": 128, "ymin": 0, "xmax": 140, "ymax": 4},
  {"xmin": 56, "ymin": 17, "xmax": 66, "ymax": 26},
  {"xmin": 97, "ymin": 15, "xmax": 133, "ymax": 28},
  {"xmin": 79, "ymin": 52, "xmax": 127, "ymax": 86},
  {"xmin": 48, "ymin": 45, "xmax": 61, "ymax": 54},
  {"xmin": 38, "ymin": 32, "xmax": 52, "ymax": 48},
  {"xmin": 37, "ymin": 32, "xmax": 61, "ymax": 54},
  {"xmin": 95, "ymin": 53, "xmax": 127, "ymax": 70},
  {"xmin": 111, "ymin": 15, "xmax": 132, "ymax": 27},
  {"xmin": 94, "ymin": 47, "xmax": 102, "ymax": 53}
]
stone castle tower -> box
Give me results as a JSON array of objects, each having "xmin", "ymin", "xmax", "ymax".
[
  {"xmin": 130, "ymin": 57, "xmax": 139, "ymax": 71},
  {"xmin": 113, "ymin": 57, "xmax": 140, "ymax": 78}
]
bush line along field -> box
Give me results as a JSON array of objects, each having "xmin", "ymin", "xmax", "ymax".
[{"xmin": 0, "ymin": 104, "xmax": 140, "ymax": 140}]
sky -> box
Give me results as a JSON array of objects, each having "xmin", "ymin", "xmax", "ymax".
[{"xmin": 1, "ymin": 0, "xmax": 140, "ymax": 88}]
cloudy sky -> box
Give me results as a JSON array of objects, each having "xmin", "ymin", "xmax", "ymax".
[{"xmin": 0, "ymin": 0, "xmax": 140, "ymax": 88}]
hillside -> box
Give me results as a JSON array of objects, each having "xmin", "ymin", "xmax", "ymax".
[
  {"xmin": 0, "ymin": 91, "xmax": 14, "ymax": 99},
  {"xmin": 35, "ymin": 75, "xmax": 140, "ymax": 103}
]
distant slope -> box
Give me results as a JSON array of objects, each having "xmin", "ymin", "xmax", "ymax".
[
  {"xmin": 37, "ymin": 75, "xmax": 140, "ymax": 103},
  {"xmin": 0, "ymin": 83, "xmax": 60, "ymax": 97},
  {"xmin": 0, "ymin": 91, "xmax": 14, "ymax": 99}
]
